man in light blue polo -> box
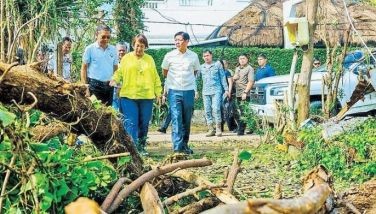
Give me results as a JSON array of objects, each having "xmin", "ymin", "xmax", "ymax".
[
  {"xmin": 162, "ymin": 31, "xmax": 200, "ymax": 154},
  {"xmin": 81, "ymin": 25, "xmax": 118, "ymax": 105}
]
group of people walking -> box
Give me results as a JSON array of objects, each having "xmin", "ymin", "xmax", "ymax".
[
  {"xmin": 47, "ymin": 24, "xmax": 276, "ymax": 156},
  {"xmin": 158, "ymin": 50, "xmax": 276, "ymax": 138}
]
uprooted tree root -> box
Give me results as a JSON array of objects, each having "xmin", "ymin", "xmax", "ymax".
[
  {"xmin": 0, "ymin": 62, "xmax": 142, "ymax": 172},
  {"xmin": 338, "ymin": 179, "xmax": 376, "ymax": 213}
]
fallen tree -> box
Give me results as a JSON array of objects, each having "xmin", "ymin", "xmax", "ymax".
[
  {"xmin": 0, "ymin": 62, "xmax": 143, "ymax": 171},
  {"xmin": 201, "ymin": 184, "xmax": 330, "ymax": 214}
]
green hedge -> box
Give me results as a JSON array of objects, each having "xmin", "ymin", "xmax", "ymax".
[
  {"xmin": 147, "ymin": 47, "xmax": 327, "ymax": 76},
  {"xmin": 147, "ymin": 47, "xmax": 327, "ymax": 109}
]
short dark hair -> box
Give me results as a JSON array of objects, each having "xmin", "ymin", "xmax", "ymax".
[
  {"xmin": 62, "ymin": 36, "xmax": 72, "ymax": 43},
  {"xmin": 239, "ymin": 53, "xmax": 249, "ymax": 59},
  {"xmin": 174, "ymin": 31, "xmax": 190, "ymax": 41},
  {"xmin": 313, "ymin": 57, "xmax": 320, "ymax": 63},
  {"xmin": 96, "ymin": 25, "xmax": 111, "ymax": 33},
  {"xmin": 132, "ymin": 34, "xmax": 149, "ymax": 48},
  {"xmin": 116, "ymin": 42, "xmax": 128, "ymax": 50},
  {"xmin": 258, "ymin": 53, "xmax": 267, "ymax": 59},
  {"xmin": 203, "ymin": 49, "xmax": 212, "ymax": 55}
]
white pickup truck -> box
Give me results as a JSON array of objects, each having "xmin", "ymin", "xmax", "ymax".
[{"xmin": 249, "ymin": 53, "xmax": 376, "ymax": 124}]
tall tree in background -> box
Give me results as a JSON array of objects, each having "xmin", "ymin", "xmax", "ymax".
[
  {"xmin": 113, "ymin": 0, "xmax": 145, "ymax": 44},
  {"xmin": 296, "ymin": 0, "xmax": 319, "ymax": 124},
  {"xmin": 0, "ymin": 0, "xmax": 109, "ymax": 63}
]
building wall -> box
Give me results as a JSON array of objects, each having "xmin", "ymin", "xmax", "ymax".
[{"xmin": 142, "ymin": 0, "xmax": 251, "ymax": 48}]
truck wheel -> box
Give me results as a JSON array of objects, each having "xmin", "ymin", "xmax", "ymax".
[{"xmin": 310, "ymin": 100, "xmax": 323, "ymax": 115}]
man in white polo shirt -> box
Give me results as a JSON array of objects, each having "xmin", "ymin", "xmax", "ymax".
[
  {"xmin": 162, "ymin": 31, "xmax": 200, "ymax": 154},
  {"xmin": 80, "ymin": 25, "xmax": 118, "ymax": 106}
]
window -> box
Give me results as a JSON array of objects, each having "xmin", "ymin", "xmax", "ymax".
[
  {"xmin": 142, "ymin": 0, "xmax": 166, "ymax": 9},
  {"xmin": 179, "ymin": 0, "xmax": 213, "ymax": 7}
]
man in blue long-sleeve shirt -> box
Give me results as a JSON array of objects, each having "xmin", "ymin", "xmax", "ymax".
[
  {"xmin": 255, "ymin": 53, "xmax": 276, "ymax": 81},
  {"xmin": 199, "ymin": 50, "xmax": 229, "ymax": 137}
]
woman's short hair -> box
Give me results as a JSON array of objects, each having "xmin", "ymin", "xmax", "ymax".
[{"xmin": 132, "ymin": 34, "xmax": 149, "ymax": 48}]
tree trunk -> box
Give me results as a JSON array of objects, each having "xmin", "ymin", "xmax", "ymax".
[
  {"xmin": 0, "ymin": 0, "xmax": 4, "ymax": 61},
  {"xmin": 288, "ymin": 50, "xmax": 298, "ymax": 129},
  {"xmin": 0, "ymin": 62, "xmax": 143, "ymax": 170},
  {"xmin": 202, "ymin": 184, "xmax": 331, "ymax": 214},
  {"xmin": 296, "ymin": 0, "xmax": 319, "ymax": 124},
  {"xmin": 140, "ymin": 182, "xmax": 164, "ymax": 214}
]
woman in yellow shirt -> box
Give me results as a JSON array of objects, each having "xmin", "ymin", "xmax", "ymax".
[{"xmin": 110, "ymin": 34, "xmax": 162, "ymax": 155}]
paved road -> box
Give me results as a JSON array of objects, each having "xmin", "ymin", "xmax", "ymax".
[
  {"xmin": 146, "ymin": 131, "xmax": 260, "ymax": 156},
  {"xmin": 147, "ymin": 131, "xmax": 259, "ymax": 143}
]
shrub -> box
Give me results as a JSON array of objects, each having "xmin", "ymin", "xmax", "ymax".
[{"xmin": 297, "ymin": 118, "xmax": 376, "ymax": 183}]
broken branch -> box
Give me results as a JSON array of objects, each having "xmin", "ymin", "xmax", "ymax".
[
  {"xmin": 83, "ymin": 152, "xmax": 130, "ymax": 162},
  {"xmin": 173, "ymin": 169, "xmax": 239, "ymax": 204},
  {"xmin": 105, "ymin": 158, "xmax": 212, "ymax": 213},
  {"xmin": 163, "ymin": 184, "xmax": 223, "ymax": 206},
  {"xmin": 140, "ymin": 182, "xmax": 164, "ymax": 214},
  {"xmin": 225, "ymin": 149, "xmax": 241, "ymax": 193},
  {"xmin": 0, "ymin": 155, "xmax": 16, "ymax": 213},
  {"xmin": 101, "ymin": 177, "xmax": 132, "ymax": 212}
]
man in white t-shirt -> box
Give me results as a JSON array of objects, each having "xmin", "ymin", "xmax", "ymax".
[{"xmin": 161, "ymin": 31, "xmax": 200, "ymax": 154}]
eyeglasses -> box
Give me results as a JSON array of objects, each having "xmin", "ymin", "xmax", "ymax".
[
  {"xmin": 101, "ymin": 35, "xmax": 110, "ymax": 39},
  {"xmin": 313, "ymin": 62, "xmax": 320, "ymax": 65}
]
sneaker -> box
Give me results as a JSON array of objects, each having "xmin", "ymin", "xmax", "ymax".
[
  {"xmin": 184, "ymin": 148, "xmax": 194, "ymax": 155},
  {"xmin": 246, "ymin": 130, "xmax": 253, "ymax": 134},
  {"xmin": 237, "ymin": 131, "xmax": 245, "ymax": 136},
  {"xmin": 157, "ymin": 128, "xmax": 166, "ymax": 134}
]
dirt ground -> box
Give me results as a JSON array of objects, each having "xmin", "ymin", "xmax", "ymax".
[{"xmin": 146, "ymin": 131, "xmax": 303, "ymax": 200}]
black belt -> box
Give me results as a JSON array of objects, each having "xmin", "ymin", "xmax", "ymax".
[{"xmin": 88, "ymin": 78, "xmax": 112, "ymax": 90}]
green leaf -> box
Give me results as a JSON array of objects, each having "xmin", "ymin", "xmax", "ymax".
[
  {"xmin": 118, "ymin": 156, "xmax": 131, "ymax": 165},
  {"xmin": 238, "ymin": 150, "xmax": 252, "ymax": 161},
  {"xmin": 30, "ymin": 143, "xmax": 50, "ymax": 152},
  {"xmin": 45, "ymin": 136, "xmax": 62, "ymax": 150},
  {"xmin": 197, "ymin": 190, "xmax": 210, "ymax": 199},
  {"xmin": 0, "ymin": 108, "xmax": 16, "ymax": 127},
  {"xmin": 55, "ymin": 180, "xmax": 69, "ymax": 202},
  {"xmin": 29, "ymin": 110, "xmax": 42, "ymax": 126},
  {"xmin": 41, "ymin": 192, "xmax": 54, "ymax": 211}
]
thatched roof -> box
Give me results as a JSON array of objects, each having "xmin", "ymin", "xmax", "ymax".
[{"xmin": 211, "ymin": 0, "xmax": 376, "ymax": 47}]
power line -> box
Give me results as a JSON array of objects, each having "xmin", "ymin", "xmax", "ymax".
[{"xmin": 342, "ymin": 0, "xmax": 376, "ymax": 62}]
